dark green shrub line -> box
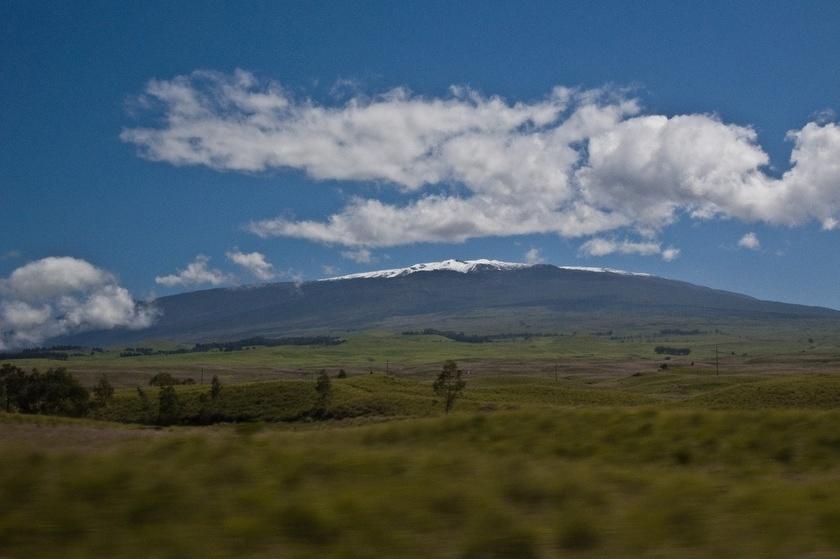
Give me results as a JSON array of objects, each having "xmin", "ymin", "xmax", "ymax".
[
  {"xmin": 655, "ymin": 346, "xmax": 691, "ymax": 355},
  {"xmin": 118, "ymin": 336, "xmax": 346, "ymax": 358}
]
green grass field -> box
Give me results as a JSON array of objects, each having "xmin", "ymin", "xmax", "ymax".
[
  {"xmin": 4, "ymin": 331, "xmax": 840, "ymax": 557},
  {"xmin": 8, "ymin": 328, "xmax": 840, "ymax": 387}
]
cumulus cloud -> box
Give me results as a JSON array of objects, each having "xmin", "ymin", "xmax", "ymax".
[
  {"xmin": 155, "ymin": 255, "xmax": 231, "ymax": 287},
  {"xmin": 738, "ymin": 232, "xmax": 761, "ymax": 250},
  {"xmin": 123, "ymin": 70, "xmax": 840, "ymax": 250},
  {"xmin": 341, "ymin": 248, "xmax": 376, "ymax": 264},
  {"xmin": 0, "ymin": 257, "xmax": 155, "ymax": 349},
  {"xmin": 226, "ymin": 250, "xmax": 275, "ymax": 281},
  {"xmin": 524, "ymin": 248, "xmax": 544, "ymax": 264}
]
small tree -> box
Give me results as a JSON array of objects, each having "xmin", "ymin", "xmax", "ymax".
[
  {"xmin": 337, "ymin": 369, "xmax": 347, "ymax": 379},
  {"xmin": 314, "ymin": 370, "xmax": 332, "ymax": 416},
  {"xmin": 210, "ymin": 375, "xmax": 222, "ymax": 401},
  {"xmin": 157, "ymin": 385, "xmax": 181, "ymax": 425},
  {"xmin": 433, "ymin": 360, "xmax": 466, "ymax": 414},
  {"xmin": 92, "ymin": 374, "xmax": 114, "ymax": 408}
]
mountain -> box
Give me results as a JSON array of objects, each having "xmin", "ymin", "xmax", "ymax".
[{"xmin": 59, "ymin": 259, "xmax": 840, "ymax": 346}]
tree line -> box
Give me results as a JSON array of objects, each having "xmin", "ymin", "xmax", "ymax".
[
  {"xmin": 1, "ymin": 360, "xmax": 468, "ymax": 425},
  {"xmin": 119, "ymin": 336, "xmax": 346, "ymax": 357},
  {"xmin": 0, "ymin": 364, "xmax": 107, "ymax": 416},
  {"xmin": 402, "ymin": 329, "xmax": 552, "ymax": 343}
]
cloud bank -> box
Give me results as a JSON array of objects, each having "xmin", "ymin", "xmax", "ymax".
[
  {"xmin": 123, "ymin": 70, "xmax": 840, "ymax": 251},
  {"xmin": 0, "ymin": 257, "xmax": 155, "ymax": 349}
]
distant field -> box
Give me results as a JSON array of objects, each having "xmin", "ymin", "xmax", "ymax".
[{"xmin": 6, "ymin": 328, "xmax": 840, "ymax": 388}]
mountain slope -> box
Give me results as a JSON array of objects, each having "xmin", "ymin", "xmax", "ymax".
[{"xmin": 58, "ymin": 261, "xmax": 840, "ymax": 346}]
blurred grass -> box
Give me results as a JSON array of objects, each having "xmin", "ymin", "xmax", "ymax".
[{"xmin": 4, "ymin": 406, "xmax": 840, "ymax": 557}]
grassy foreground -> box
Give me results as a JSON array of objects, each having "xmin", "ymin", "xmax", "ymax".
[
  {"xmin": 3, "ymin": 405, "xmax": 840, "ymax": 558},
  {"xmin": 5, "ymin": 331, "xmax": 840, "ymax": 558}
]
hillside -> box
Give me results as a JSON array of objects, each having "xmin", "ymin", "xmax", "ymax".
[{"xmin": 58, "ymin": 260, "xmax": 840, "ymax": 346}]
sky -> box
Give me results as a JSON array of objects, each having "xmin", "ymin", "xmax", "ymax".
[{"xmin": 2, "ymin": 1, "xmax": 840, "ymax": 347}]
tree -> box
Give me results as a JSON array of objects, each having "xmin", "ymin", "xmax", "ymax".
[
  {"xmin": 92, "ymin": 374, "xmax": 114, "ymax": 408},
  {"xmin": 157, "ymin": 385, "xmax": 181, "ymax": 425},
  {"xmin": 210, "ymin": 375, "xmax": 222, "ymax": 401},
  {"xmin": 433, "ymin": 360, "xmax": 466, "ymax": 414},
  {"xmin": 149, "ymin": 372, "xmax": 177, "ymax": 387},
  {"xmin": 314, "ymin": 370, "xmax": 332, "ymax": 416},
  {"xmin": 337, "ymin": 369, "xmax": 347, "ymax": 379}
]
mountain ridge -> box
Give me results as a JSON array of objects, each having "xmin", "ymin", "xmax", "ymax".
[{"xmin": 53, "ymin": 260, "xmax": 840, "ymax": 346}]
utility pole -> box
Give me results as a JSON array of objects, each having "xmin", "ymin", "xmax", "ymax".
[
  {"xmin": 386, "ymin": 360, "xmax": 390, "ymax": 375},
  {"xmin": 715, "ymin": 345, "xmax": 719, "ymax": 376}
]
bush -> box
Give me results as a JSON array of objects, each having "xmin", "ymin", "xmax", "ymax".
[{"xmin": 0, "ymin": 365, "xmax": 89, "ymax": 417}]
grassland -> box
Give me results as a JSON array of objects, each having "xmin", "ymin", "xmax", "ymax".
[
  {"xmin": 4, "ymin": 331, "xmax": 840, "ymax": 557},
  {"xmin": 8, "ymin": 328, "xmax": 840, "ymax": 387}
]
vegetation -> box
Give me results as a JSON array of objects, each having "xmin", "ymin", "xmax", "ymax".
[
  {"xmin": 433, "ymin": 360, "xmax": 466, "ymax": 414},
  {"xmin": 5, "ymin": 404, "xmax": 840, "ymax": 557},
  {"xmin": 91, "ymin": 374, "xmax": 114, "ymax": 409},
  {"xmin": 5, "ymin": 328, "xmax": 840, "ymax": 556},
  {"xmin": 654, "ymin": 346, "xmax": 691, "ymax": 355},
  {"xmin": 0, "ymin": 365, "xmax": 89, "ymax": 416},
  {"xmin": 149, "ymin": 372, "xmax": 194, "ymax": 386},
  {"xmin": 314, "ymin": 370, "xmax": 332, "ymax": 417},
  {"xmin": 120, "ymin": 337, "xmax": 346, "ymax": 358},
  {"xmin": 402, "ymin": 329, "xmax": 552, "ymax": 343}
]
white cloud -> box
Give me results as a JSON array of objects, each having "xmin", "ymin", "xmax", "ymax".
[
  {"xmin": 226, "ymin": 250, "xmax": 275, "ymax": 281},
  {"xmin": 661, "ymin": 247, "xmax": 681, "ymax": 262},
  {"xmin": 0, "ymin": 257, "xmax": 155, "ymax": 349},
  {"xmin": 123, "ymin": 71, "xmax": 840, "ymax": 248},
  {"xmin": 321, "ymin": 264, "xmax": 339, "ymax": 276},
  {"xmin": 579, "ymin": 238, "xmax": 679, "ymax": 261},
  {"xmin": 524, "ymin": 248, "xmax": 544, "ymax": 264},
  {"xmin": 341, "ymin": 248, "xmax": 376, "ymax": 264},
  {"xmin": 579, "ymin": 238, "xmax": 661, "ymax": 257},
  {"xmin": 155, "ymin": 255, "xmax": 231, "ymax": 287},
  {"xmin": 738, "ymin": 232, "xmax": 761, "ymax": 250}
]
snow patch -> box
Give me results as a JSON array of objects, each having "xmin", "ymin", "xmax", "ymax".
[{"xmin": 320, "ymin": 259, "xmax": 649, "ymax": 281}]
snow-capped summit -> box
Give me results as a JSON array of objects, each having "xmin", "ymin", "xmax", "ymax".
[
  {"xmin": 320, "ymin": 259, "xmax": 649, "ymax": 281},
  {"xmin": 320, "ymin": 259, "xmax": 527, "ymax": 281}
]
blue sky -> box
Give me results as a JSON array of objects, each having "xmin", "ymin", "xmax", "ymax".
[{"xmin": 3, "ymin": 1, "xmax": 840, "ymax": 317}]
